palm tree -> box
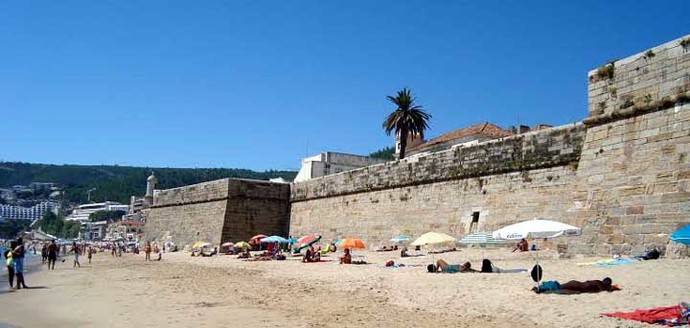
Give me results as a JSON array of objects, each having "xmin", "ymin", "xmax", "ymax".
[{"xmin": 382, "ymin": 88, "xmax": 431, "ymax": 160}]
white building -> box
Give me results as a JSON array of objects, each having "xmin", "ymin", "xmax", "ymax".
[
  {"xmin": 66, "ymin": 201, "xmax": 129, "ymax": 222},
  {"xmin": 81, "ymin": 220, "xmax": 108, "ymax": 240},
  {"xmin": 294, "ymin": 152, "xmax": 388, "ymax": 182},
  {"xmin": 0, "ymin": 201, "xmax": 60, "ymax": 221}
]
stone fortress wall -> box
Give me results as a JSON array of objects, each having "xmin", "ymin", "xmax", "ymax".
[
  {"xmin": 290, "ymin": 34, "xmax": 690, "ymax": 254},
  {"xmin": 142, "ymin": 34, "xmax": 689, "ymax": 255},
  {"xmin": 144, "ymin": 178, "xmax": 290, "ymax": 247}
]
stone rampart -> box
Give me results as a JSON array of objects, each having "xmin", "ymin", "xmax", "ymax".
[
  {"xmin": 587, "ymin": 35, "xmax": 690, "ymax": 123},
  {"xmin": 289, "ymin": 34, "xmax": 690, "ymax": 255},
  {"xmin": 144, "ymin": 179, "xmax": 290, "ymax": 247},
  {"xmin": 292, "ymin": 123, "xmax": 586, "ymax": 201}
]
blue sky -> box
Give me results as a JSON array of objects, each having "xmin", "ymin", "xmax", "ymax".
[{"xmin": 1, "ymin": 1, "xmax": 688, "ymax": 171}]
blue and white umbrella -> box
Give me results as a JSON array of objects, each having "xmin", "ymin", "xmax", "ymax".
[
  {"xmin": 459, "ymin": 232, "xmax": 503, "ymax": 245},
  {"xmin": 390, "ymin": 235, "xmax": 411, "ymax": 244},
  {"xmin": 260, "ymin": 236, "xmax": 289, "ymax": 244},
  {"xmin": 670, "ymin": 225, "xmax": 690, "ymax": 245}
]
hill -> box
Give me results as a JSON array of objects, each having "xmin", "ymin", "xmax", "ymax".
[{"xmin": 0, "ymin": 162, "xmax": 296, "ymax": 205}]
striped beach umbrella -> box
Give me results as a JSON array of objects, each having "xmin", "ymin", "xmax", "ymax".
[{"xmin": 459, "ymin": 232, "xmax": 502, "ymax": 245}]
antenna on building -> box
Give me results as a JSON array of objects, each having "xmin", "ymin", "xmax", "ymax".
[{"xmin": 87, "ymin": 188, "xmax": 97, "ymax": 203}]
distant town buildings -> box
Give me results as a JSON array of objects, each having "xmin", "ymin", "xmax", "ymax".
[
  {"xmin": 66, "ymin": 201, "xmax": 129, "ymax": 222},
  {"xmin": 81, "ymin": 220, "xmax": 108, "ymax": 240},
  {"xmin": 294, "ymin": 152, "xmax": 389, "ymax": 182},
  {"xmin": 0, "ymin": 201, "xmax": 60, "ymax": 221}
]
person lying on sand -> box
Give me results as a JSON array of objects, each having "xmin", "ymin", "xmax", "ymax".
[
  {"xmin": 237, "ymin": 249, "xmax": 251, "ymax": 259},
  {"xmin": 428, "ymin": 259, "xmax": 476, "ymax": 273},
  {"xmin": 532, "ymin": 277, "xmax": 620, "ymax": 294},
  {"xmin": 480, "ymin": 259, "xmax": 527, "ymax": 273}
]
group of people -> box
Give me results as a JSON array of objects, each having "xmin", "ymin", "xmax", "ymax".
[{"xmin": 428, "ymin": 259, "xmax": 528, "ymax": 274}]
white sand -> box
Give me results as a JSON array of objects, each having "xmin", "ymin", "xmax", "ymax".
[{"xmin": 1, "ymin": 248, "xmax": 688, "ymax": 327}]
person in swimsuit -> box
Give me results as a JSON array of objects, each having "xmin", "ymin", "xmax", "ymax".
[
  {"xmin": 5, "ymin": 241, "xmax": 16, "ymax": 288},
  {"xmin": 71, "ymin": 242, "xmax": 81, "ymax": 268},
  {"xmin": 47, "ymin": 240, "xmax": 58, "ymax": 270}
]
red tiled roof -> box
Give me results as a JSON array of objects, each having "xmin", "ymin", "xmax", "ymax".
[{"xmin": 409, "ymin": 122, "xmax": 512, "ymax": 151}]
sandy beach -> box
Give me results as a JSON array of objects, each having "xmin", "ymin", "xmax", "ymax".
[{"xmin": 1, "ymin": 248, "xmax": 688, "ymax": 328}]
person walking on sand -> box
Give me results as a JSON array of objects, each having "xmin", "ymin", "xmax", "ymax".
[
  {"xmin": 5, "ymin": 241, "xmax": 16, "ymax": 288},
  {"xmin": 87, "ymin": 246, "xmax": 93, "ymax": 264},
  {"xmin": 71, "ymin": 242, "xmax": 81, "ymax": 268},
  {"xmin": 144, "ymin": 242, "xmax": 152, "ymax": 261},
  {"xmin": 41, "ymin": 243, "xmax": 48, "ymax": 264},
  {"xmin": 47, "ymin": 240, "xmax": 58, "ymax": 270},
  {"xmin": 12, "ymin": 238, "xmax": 28, "ymax": 289}
]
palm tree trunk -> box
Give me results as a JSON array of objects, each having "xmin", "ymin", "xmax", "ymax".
[{"xmin": 399, "ymin": 129, "xmax": 408, "ymax": 160}]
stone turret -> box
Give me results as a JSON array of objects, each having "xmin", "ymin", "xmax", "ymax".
[{"xmin": 145, "ymin": 172, "xmax": 157, "ymax": 206}]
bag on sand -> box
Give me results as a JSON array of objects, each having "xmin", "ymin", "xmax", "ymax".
[{"xmin": 531, "ymin": 264, "xmax": 543, "ymax": 282}]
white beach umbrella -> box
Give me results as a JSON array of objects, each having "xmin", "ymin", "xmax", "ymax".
[{"xmin": 492, "ymin": 219, "xmax": 580, "ymax": 240}]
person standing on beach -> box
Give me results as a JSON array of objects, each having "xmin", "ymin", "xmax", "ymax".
[
  {"xmin": 144, "ymin": 242, "xmax": 152, "ymax": 261},
  {"xmin": 71, "ymin": 242, "xmax": 81, "ymax": 268},
  {"xmin": 41, "ymin": 243, "xmax": 48, "ymax": 264},
  {"xmin": 4, "ymin": 241, "xmax": 16, "ymax": 288},
  {"xmin": 47, "ymin": 240, "xmax": 58, "ymax": 270},
  {"xmin": 12, "ymin": 238, "xmax": 28, "ymax": 289},
  {"xmin": 87, "ymin": 246, "xmax": 93, "ymax": 264}
]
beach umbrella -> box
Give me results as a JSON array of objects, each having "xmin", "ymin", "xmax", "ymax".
[
  {"xmin": 491, "ymin": 219, "xmax": 581, "ymax": 240},
  {"xmin": 390, "ymin": 235, "xmax": 411, "ymax": 244},
  {"xmin": 459, "ymin": 232, "xmax": 502, "ymax": 246},
  {"xmin": 337, "ymin": 238, "xmax": 366, "ymax": 250},
  {"xmin": 670, "ymin": 224, "xmax": 690, "ymax": 245},
  {"xmin": 410, "ymin": 232, "xmax": 456, "ymax": 247},
  {"xmin": 297, "ymin": 234, "xmax": 322, "ymax": 247},
  {"xmin": 234, "ymin": 241, "xmax": 250, "ymax": 249},
  {"xmin": 192, "ymin": 241, "xmax": 210, "ymax": 249},
  {"xmin": 260, "ymin": 236, "xmax": 289, "ymax": 244},
  {"xmin": 221, "ymin": 242, "xmax": 234, "ymax": 247},
  {"xmin": 249, "ymin": 234, "xmax": 268, "ymax": 244}
]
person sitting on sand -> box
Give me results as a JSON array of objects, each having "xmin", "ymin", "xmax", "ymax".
[
  {"xmin": 400, "ymin": 247, "xmax": 409, "ymax": 258},
  {"xmin": 340, "ymin": 248, "xmax": 352, "ymax": 264},
  {"xmin": 303, "ymin": 246, "xmax": 314, "ymax": 263},
  {"xmin": 533, "ymin": 277, "xmax": 619, "ymax": 294},
  {"xmin": 481, "ymin": 259, "xmax": 495, "ymax": 273},
  {"xmin": 513, "ymin": 238, "xmax": 529, "ymax": 252}
]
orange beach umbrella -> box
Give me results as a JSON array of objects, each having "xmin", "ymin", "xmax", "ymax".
[
  {"xmin": 249, "ymin": 234, "xmax": 267, "ymax": 244},
  {"xmin": 338, "ymin": 238, "xmax": 366, "ymax": 250}
]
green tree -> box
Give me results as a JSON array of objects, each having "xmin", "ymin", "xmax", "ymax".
[
  {"xmin": 0, "ymin": 219, "xmax": 31, "ymax": 239},
  {"xmin": 369, "ymin": 146, "xmax": 395, "ymax": 161},
  {"xmin": 37, "ymin": 212, "xmax": 81, "ymax": 238},
  {"xmin": 89, "ymin": 210, "xmax": 126, "ymax": 222},
  {"xmin": 382, "ymin": 88, "xmax": 431, "ymax": 160}
]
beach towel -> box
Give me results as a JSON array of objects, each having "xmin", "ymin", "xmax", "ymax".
[
  {"xmin": 602, "ymin": 305, "xmax": 686, "ymax": 326},
  {"xmin": 595, "ymin": 258, "xmax": 637, "ymax": 267}
]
